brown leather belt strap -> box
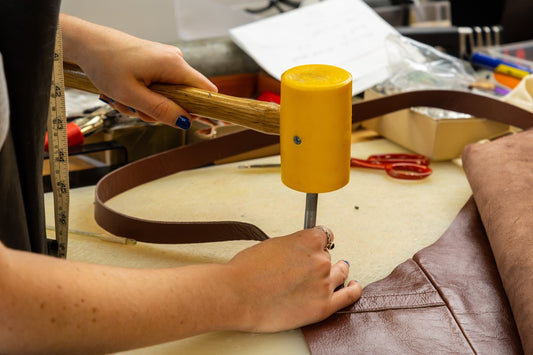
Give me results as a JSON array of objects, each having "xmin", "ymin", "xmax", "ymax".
[
  {"xmin": 94, "ymin": 90, "xmax": 533, "ymax": 243},
  {"xmin": 353, "ymin": 90, "xmax": 533, "ymax": 130},
  {"xmin": 94, "ymin": 129, "xmax": 278, "ymax": 243}
]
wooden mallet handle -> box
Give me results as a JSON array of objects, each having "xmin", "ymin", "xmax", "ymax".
[{"xmin": 63, "ymin": 62, "xmax": 280, "ymax": 135}]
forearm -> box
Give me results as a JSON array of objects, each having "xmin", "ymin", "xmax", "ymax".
[
  {"xmin": 0, "ymin": 226, "xmax": 362, "ymax": 353},
  {"xmin": 58, "ymin": 13, "xmax": 217, "ymax": 126},
  {"xmin": 60, "ymin": 13, "xmax": 137, "ymax": 67},
  {"xmin": 0, "ymin": 244, "xmax": 240, "ymax": 354},
  {"xmin": 60, "ymin": 13, "xmax": 103, "ymax": 65}
]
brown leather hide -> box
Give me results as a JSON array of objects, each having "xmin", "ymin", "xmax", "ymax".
[
  {"xmin": 304, "ymin": 130, "xmax": 533, "ymax": 354},
  {"xmin": 463, "ymin": 130, "xmax": 533, "ymax": 354},
  {"xmin": 303, "ymin": 198, "xmax": 522, "ymax": 354}
]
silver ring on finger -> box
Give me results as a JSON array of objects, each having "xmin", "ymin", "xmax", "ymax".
[{"xmin": 315, "ymin": 225, "xmax": 335, "ymax": 250}]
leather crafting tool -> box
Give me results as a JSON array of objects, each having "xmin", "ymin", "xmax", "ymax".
[
  {"xmin": 63, "ymin": 63, "xmax": 280, "ymax": 135},
  {"xmin": 44, "ymin": 106, "xmax": 111, "ymax": 151},
  {"xmin": 279, "ymin": 64, "xmax": 352, "ymax": 229}
]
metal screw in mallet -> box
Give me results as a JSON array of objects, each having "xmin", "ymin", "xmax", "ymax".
[{"xmin": 304, "ymin": 193, "xmax": 318, "ymax": 229}]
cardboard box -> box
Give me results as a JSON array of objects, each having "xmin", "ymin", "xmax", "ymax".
[{"xmin": 361, "ymin": 90, "xmax": 511, "ymax": 161}]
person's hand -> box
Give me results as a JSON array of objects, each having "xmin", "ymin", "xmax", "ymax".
[
  {"xmin": 61, "ymin": 14, "xmax": 217, "ymax": 129},
  {"xmin": 224, "ymin": 226, "xmax": 362, "ymax": 332},
  {"xmin": 0, "ymin": 226, "xmax": 360, "ymax": 352}
]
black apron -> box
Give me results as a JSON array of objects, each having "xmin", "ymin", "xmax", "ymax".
[{"xmin": 0, "ymin": 0, "xmax": 61, "ymax": 254}]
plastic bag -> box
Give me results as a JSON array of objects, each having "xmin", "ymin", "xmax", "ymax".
[{"xmin": 378, "ymin": 34, "xmax": 477, "ymax": 119}]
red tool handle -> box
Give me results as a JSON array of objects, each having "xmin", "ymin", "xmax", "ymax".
[{"xmin": 44, "ymin": 122, "xmax": 84, "ymax": 151}]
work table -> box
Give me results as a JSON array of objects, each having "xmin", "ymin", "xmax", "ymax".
[{"xmin": 44, "ymin": 137, "xmax": 471, "ymax": 354}]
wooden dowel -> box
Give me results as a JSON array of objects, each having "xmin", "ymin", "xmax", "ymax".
[{"xmin": 63, "ymin": 63, "xmax": 280, "ymax": 135}]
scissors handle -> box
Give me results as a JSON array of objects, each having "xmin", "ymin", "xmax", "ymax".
[
  {"xmin": 350, "ymin": 157, "xmax": 432, "ymax": 180},
  {"xmin": 367, "ymin": 153, "xmax": 430, "ymax": 166},
  {"xmin": 387, "ymin": 163, "xmax": 432, "ymax": 180},
  {"xmin": 350, "ymin": 158, "xmax": 385, "ymax": 170}
]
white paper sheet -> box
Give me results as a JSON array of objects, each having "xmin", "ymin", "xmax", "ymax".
[{"xmin": 229, "ymin": 0, "xmax": 399, "ymax": 95}]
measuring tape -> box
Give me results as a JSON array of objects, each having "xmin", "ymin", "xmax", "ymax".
[{"xmin": 47, "ymin": 26, "xmax": 70, "ymax": 258}]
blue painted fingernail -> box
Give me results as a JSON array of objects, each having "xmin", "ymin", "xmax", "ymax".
[
  {"xmin": 127, "ymin": 106, "xmax": 136, "ymax": 113},
  {"xmin": 101, "ymin": 95, "xmax": 115, "ymax": 103},
  {"xmin": 175, "ymin": 115, "xmax": 191, "ymax": 130},
  {"xmin": 99, "ymin": 97, "xmax": 110, "ymax": 104},
  {"xmin": 343, "ymin": 260, "xmax": 350, "ymax": 267}
]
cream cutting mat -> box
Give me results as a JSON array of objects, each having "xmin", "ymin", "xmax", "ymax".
[{"xmin": 44, "ymin": 138, "xmax": 472, "ymax": 355}]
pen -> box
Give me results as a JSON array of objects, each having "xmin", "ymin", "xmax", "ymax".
[
  {"xmin": 494, "ymin": 86, "xmax": 510, "ymax": 96},
  {"xmin": 494, "ymin": 72, "xmax": 521, "ymax": 89},
  {"xmin": 468, "ymin": 79, "xmax": 511, "ymax": 95},
  {"xmin": 494, "ymin": 64, "xmax": 530, "ymax": 79},
  {"xmin": 471, "ymin": 52, "xmax": 532, "ymax": 73}
]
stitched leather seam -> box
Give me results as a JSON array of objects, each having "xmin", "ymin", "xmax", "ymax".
[
  {"xmin": 414, "ymin": 259, "xmax": 477, "ymax": 354},
  {"xmin": 339, "ymin": 302, "xmax": 445, "ymax": 314},
  {"xmin": 359, "ymin": 290, "xmax": 439, "ymax": 298},
  {"xmin": 350, "ymin": 291, "xmax": 444, "ymax": 312}
]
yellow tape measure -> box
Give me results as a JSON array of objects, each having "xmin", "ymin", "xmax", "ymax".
[{"xmin": 47, "ymin": 26, "xmax": 70, "ymax": 258}]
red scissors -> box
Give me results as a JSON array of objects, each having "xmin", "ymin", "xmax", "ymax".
[{"xmin": 350, "ymin": 153, "xmax": 432, "ymax": 180}]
